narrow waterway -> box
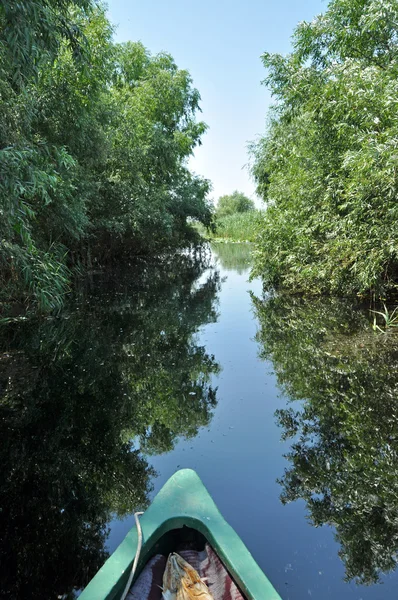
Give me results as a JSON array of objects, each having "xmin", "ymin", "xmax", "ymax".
[{"xmin": 1, "ymin": 243, "xmax": 398, "ymax": 599}]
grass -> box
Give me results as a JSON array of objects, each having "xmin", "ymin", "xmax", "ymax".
[
  {"xmin": 195, "ymin": 211, "xmax": 262, "ymax": 243},
  {"xmin": 371, "ymin": 304, "xmax": 398, "ymax": 332}
]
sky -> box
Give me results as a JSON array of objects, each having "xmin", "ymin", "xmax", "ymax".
[{"xmin": 106, "ymin": 0, "xmax": 326, "ymax": 205}]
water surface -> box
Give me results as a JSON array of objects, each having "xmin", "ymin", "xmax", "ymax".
[{"xmin": 1, "ymin": 243, "xmax": 398, "ymax": 599}]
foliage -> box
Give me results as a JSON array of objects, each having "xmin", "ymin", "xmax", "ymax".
[
  {"xmin": 213, "ymin": 211, "xmax": 261, "ymax": 242},
  {"xmin": 0, "ymin": 1, "xmax": 211, "ymax": 312},
  {"xmin": 371, "ymin": 303, "xmax": 398, "ymax": 331},
  {"xmin": 195, "ymin": 211, "xmax": 261, "ymax": 242},
  {"xmin": 251, "ymin": 0, "xmax": 398, "ymax": 297},
  {"xmin": 216, "ymin": 190, "xmax": 255, "ymax": 218},
  {"xmin": 0, "ymin": 0, "xmax": 93, "ymax": 84},
  {"xmin": 253, "ymin": 293, "xmax": 398, "ymax": 585},
  {"xmin": 0, "ymin": 253, "xmax": 220, "ymax": 598}
]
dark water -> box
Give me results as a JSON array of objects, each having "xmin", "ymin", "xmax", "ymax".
[{"xmin": 1, "ymin": 244, "xmax": 398, "ymax": 599}]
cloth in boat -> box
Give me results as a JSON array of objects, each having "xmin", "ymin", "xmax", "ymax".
[
  {"xmin": 126, "ymin": 554, "xmax": 166, "ymax": 600},
  {"xmin": 127, "ymin": 543, "xmax": 246, "ymax": 600}
]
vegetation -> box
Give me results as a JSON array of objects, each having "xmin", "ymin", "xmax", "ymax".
[
  {"xmin": 253, "ymin": 294, "xmax": 398, "ymax": 585},
  {"xmin": 371, "ymin": 304, "xmax": 398, "ymax": 332},
  {"xmin": 0, "ymin": 253, "xmax": 220, "ymax": 598},
  {"xmin": 194, "ymin": 191, "xmax": 259, "ymax": 242},
  {"xmin": 251, "ymin": 0, "xmax": 398, "ymax": 298},
  {"xmin": 215, "ymin": 190, "xmax": 255, "ymax": 218},
  {"xmin": 212, "ymin": 211, "xmax": 261, "ymax": 242},
  {"xmin": 0, "ymin": 1, "xmax": 212, "ymax": 312},
  {"xmin": 195, "ymin": 211, "xmax": 260, "ymax": 242}
]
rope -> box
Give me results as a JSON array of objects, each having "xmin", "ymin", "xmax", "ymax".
[{"xmin": 120, "ymin": 511, "xmax": 144, "ymax": 600}]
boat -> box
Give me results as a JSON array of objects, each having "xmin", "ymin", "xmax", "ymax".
[{"xmin": 79, "ymin": 468, "xmax": 282, "ymax": 600}]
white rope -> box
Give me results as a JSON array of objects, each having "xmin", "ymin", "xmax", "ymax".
[{"xmin": 120, "ymin": 511, "xmax": 144, "ymax": 600}]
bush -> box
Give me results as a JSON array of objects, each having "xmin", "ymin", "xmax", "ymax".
[
  {"xmin": 215, "ymin": 212, "xmax": 261, "ymax": 242},
  {"xmin": 216, "ymin": 191, "xmax": 255, "ymax": 218},
  {"xmin": 251, "ymin": 0, "xmax": 398, "ymax": 298},
  {"xmin": 0, "ymin": 2, "xmax": 211, "ymax": 312}
]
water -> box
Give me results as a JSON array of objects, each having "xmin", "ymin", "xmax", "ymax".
[{"xmin": 1, "ymin": 243, "xmax": 398, "ymax": 599}]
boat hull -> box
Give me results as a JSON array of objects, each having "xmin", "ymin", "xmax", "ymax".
[{"xmin": 79, "ymin": 469, "xmax": 282, "ymax": 600}]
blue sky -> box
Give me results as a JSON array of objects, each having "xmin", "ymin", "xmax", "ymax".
[{"xmin": 106, "ymin": 0, "xmax": 326, "ymax": 204}]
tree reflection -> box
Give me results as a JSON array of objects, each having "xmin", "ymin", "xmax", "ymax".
[
  {"xmin": 253, "ymin": 295, "xmax": 398, "ymax": 585},
  {"xmin": 211, "ymin": 242, "xmax": 253, "ymax": 274},
  {"xmin": 0, "ymin": 253, "xmax": 220, "ymax": 599}
]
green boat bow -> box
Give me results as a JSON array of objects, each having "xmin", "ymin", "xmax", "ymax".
[{"xmin": 79, "ymin": 469, "xmax": 282, "ymax": 600}]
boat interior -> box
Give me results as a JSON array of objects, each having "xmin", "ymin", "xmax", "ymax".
[{"xmin": 126, "ymin": 525, "xmax": 247, "ymax": 600}]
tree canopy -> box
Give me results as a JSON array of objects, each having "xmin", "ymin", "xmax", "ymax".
[
  {"xmin": 251, "ymin": 0, "xmax": 398, "ymax": 297},
  {"xmin": 0, "ymin": 1, "xmax": 212, "ymax": 312},
  {"xmin": 216, "ymin": 191, "xmax": 255, "ymax": 218}
]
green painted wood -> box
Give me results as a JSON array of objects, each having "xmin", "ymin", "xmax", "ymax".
[{"xmin": 79, "ymin": 469, "xmax": 282, "ymax": 600}]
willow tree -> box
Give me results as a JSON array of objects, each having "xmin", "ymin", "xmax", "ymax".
[
  {"xmin": 251, "ymin": 0, "xmax": 398, "ymax": 297},
  {"xmin": 0, "ymin": 2, "xmax": 212, "ymax": 313}
]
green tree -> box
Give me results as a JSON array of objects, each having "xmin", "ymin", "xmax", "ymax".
[
  {"xmin": 0, "ymin": 0, "xmax": 93, "ymax": 84},
  {"xmin": 0, "ymin": 1, "xmax": 103, "ymax": 312},
  {"xmin": 0, "ymin": 2, "xmax": 212, "ymax": 313},
  {"xmin": 251, "ymin": 0, "xmax": 398, "ymax": 297},
  {"xmin": 91, "ymin": 41, "xmax": 212, "ymax": 257},
  {"xmin": 216, "ymin": 191, "xmax": 255, "ymax": 218}
]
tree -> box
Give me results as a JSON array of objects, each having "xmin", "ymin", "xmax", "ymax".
[
  {"xmin": 92, "ymin": 41, "xmax": 212, "ymax": 257},
  {"xmin": 251, "ymin": 0, "xmax": 398, "ymax": 298},
  {"xmin": 0, "ymin": 2, "xmax": 212, "ymax": 313},
  {"xmin": 216, "ymin": 191, "xmax": 255, "ymax": 218}
]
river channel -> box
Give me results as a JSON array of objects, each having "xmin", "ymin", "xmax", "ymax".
[{"xmin": 1, "ymin": 243, "xmax": 398, "ymax": 599}]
